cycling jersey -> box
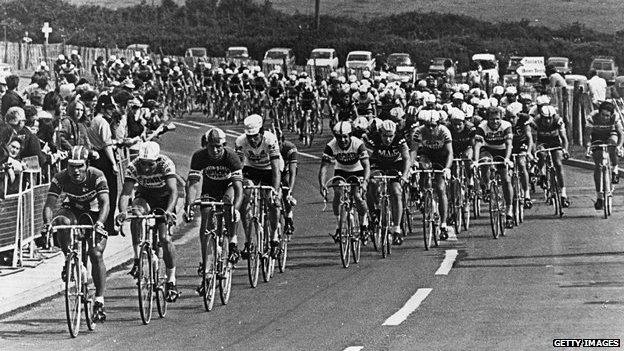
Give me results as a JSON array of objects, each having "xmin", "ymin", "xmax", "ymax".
[
  {"xmin": 450, "ymin": 122, "xmax": 476, "ymax": 154},
  {"xmin": 188, "ymin": 147, "xmax": 243, "ymax": 196},
  {"xmin": 368, "ymin": 134, "xmax": 409, "ymax": 170},
  {"xmin": 322, "ymin": 137, "xmax": 369, "ymax": 172},
  {"xmin": 475, "ymin": 120, "xmax": 513, "ymax": 150},
  {"xmin": 235, "ymin": 131, "xmax": 282, "ymax": 171},
  {"xmin": 353, "ymin": 92, "xmax": 375, "ymax": 116},
  {"xmin": 300, "ymin": 91, "xmax": 316, "ymax": 111},
  {"xmin": 253, "ymin": 77, "xmax": 267, "ymax": 92},
  {"xmin": 125, "ymin": 155, "xmax": 177, "ymax": 195},
  {"xmin": 533, "ymin": 115, "xmax": 564, "ymax": 147},
  {"xmin": 48, "ymin": 167, "xmax": 109, "ymax": 212},
  {"xmin": 268, "ymin": 83, "xmax": 283, "ymax": 99},
  {"xmin": 413, "ymin": 125, "xmax": 453, "ymax": 151},
  {"xmin": 511, "ymin": 113, "xmax": 533, "ymax": 150},
  {"xmin": 587, "ymin": 110, "xmax": 621, "ymax": 142}
]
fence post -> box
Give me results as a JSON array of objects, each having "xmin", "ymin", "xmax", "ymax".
[{"xmin": 571, "ymin": 81, "xmax": 582, "ymax": 145}]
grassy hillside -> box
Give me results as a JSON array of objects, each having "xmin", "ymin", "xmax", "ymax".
[{"xmin": 64, "ymin": 0, "xmax": 624, "ymax": 33}]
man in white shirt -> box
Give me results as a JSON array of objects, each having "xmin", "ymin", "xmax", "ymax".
[{"xmin": 587, "ymin": 69, "xmax": 607, "ymax": 105}]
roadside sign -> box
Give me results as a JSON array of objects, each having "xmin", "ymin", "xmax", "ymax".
[
  {"xmin": 41, "ymin": 22, "xmax": 52, "ymax": 45},
  {"xmin": 517, "ymin": 56, "xmax": 545, "ymax": 77}
]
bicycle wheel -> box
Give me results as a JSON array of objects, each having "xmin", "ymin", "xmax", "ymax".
[
  {"xmin": 202, "ymin": 235, "xmax": 218, "ymax": 312},
  {"xmin": 603, "ymin": 167, "xmax": 611, "ymax": 219},
  {"xmin": 137, "ymin": 244, "xmax": 153, "ymax": 324},
  {"xmin": 155, "ymin": 252, "xmax": 167, "ymax": 318},
  {"xmin": 261, "ymin": 219, "xmax": 276, "ymax": 282},
  {"xmin": 401, "ymin": 188, "xmax": 413, "ymax": 237},
  {"xmin": 65, "ymin": 253, "xmax": 82, "ymax": 338},
  {"xmin": 83, "ymin": 261, "xmax": 95, "ymax": 331},
  {"xmin": 338, "ymin": 206, "xmax": 351, "ymax": 268},
  {"xmin": 489, "ymin": 183, "xmax": 500, "ymax": 239},
  {"xmin": 452, "ymin": 179, "xmax": 462, "ymax": 234},
  {"xmin": 472, "ymin": 191, "xmax": 481, "ymax": 219},
  {"xmin": 350, "ymin": 211, "xmax": 361, "ymax": 264},
  {"xmin": 550, "ymin": 171, "xmax": 562, "ymax": 217},
  {"xmin": 380, "ymin": 198, "xmax": 391, "ymax": 258},
  {"xmin": 422, "ymin": 192, "xmax": 433, "ymax": 250},
  {"xmin": 219, "ymin": 250, "xmax": 233, "ymax": 306},
  {"xmin": 277, "ymin": 214, "xmax": 288, "ymax": 273},
  {"xmin": 247, "ymin": 220, "xmax": 261, "ymax": 288}
]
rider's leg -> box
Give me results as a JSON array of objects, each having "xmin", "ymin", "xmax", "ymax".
[
  {"xmin": 199, "ymin": 206, "xmax": 214, "ymax": 264},
  {"xmin": 240, "ymin": 179, "xmax": 253, "ymax": 246},
  {"xmin": 591, "ymin": 149, "xmax": 603, "ymax": 198},
  {"xmin": 435, "ymin": 174, "xmax": 448, "ymax": 227},
  {"xmin": 87, "ymin": 232, "xmax": 108, "ymax": 305},
  {"xmin": 501, "ymin": 166, "xmax": 514, "ymax": 217},
  {"xmin": 129, "ymin": 198, "xmax": 149, "ymax": 269},
  {"xmin": 390, "ymin": 181, "xmax": 403, "ymax": 234},
  {"xmin": 353, "ymin": 185, "xmax": 370, "ymax": 228},
  {"xmin": 518, "ymin": 156, "xmax": 531, "ymax": 200},
  {"xmin": 552, "ymin": 150, "xmax": 567, "ymax": 198},
  {"xmin": 53, "ymin": 208, "xmax": 76, "ymax": 256},
  {"xmin": 222, "ymin": 187, "xmax": 238, "ymax": 246}
]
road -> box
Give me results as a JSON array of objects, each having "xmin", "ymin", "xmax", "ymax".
[{"xmin": 0, "ymin": 117, "xmax": 623, "ymax": 350}]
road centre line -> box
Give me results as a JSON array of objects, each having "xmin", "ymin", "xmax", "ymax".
[
  {"xmin": 174, "ymin": 121, "xmax": 201, "ymax": 130},
  {"xmin": 435, "ymin": 250, "xmax": 458, "ymax": 275},
  {"xmin": 343, "ymin": 347, "xmax": 364, "ymax": 351},
  {"xmin": 382, "ymin": 288, "xmax": 433, "ymax": 326},
  {"xmin": 226, "ymin": 129, "xmax": 241, "ymax": 135}
]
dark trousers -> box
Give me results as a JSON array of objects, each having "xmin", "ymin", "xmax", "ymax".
[{"xmin": 91, "ymin": 149, "xmax": 118, "ymax": 234}]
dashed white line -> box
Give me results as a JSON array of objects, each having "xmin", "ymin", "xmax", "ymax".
[
  {"xmin": 343, "ymin": 347, "xmax": 363, "ymax": 351},
  {"xmin": 382, "ymin": 288, "xmax": 433, "ymax": 326},
  {"xmin": 435, "ymin": 249, "xmax": 458, "ymax": 275},
  {"xmin": 175, "ymin": 122, "xmax": 201, "ymax": 130},
  {"xmin": 226, "ymin": 129, "xmax": 241, "ymax": 135}
]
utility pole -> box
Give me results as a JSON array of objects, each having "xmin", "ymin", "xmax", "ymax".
[{"xmin": 314, "ymin": 0, "xmax": 320, "ymax": 30}]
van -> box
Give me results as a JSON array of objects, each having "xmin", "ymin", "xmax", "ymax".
[
  {"xmin": 345, "ymin": 51, "xmax": 375, "ymax": 71},
  {"xmin": 226, "ymin": 46, "xmax": 249, "ymax": 60},
  {"xmin": 589, "ymin": 56, "xmax": 618, "ymax": 84},
  {"xmin": 307, "ymin": 48, "xmax": 339, "ymax": 70},
  {"xmin": 263, "ymin": 48, "xmax": 296, "ymax": 67},
  {"xmin": 471, "ymin": 53, "xmax": 499, "ymax": 84},
  {"xmin": 185, "ymin": 47, "xmax": 207, "ymax": 59}
]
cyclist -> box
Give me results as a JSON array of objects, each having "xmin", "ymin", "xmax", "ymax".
[
  {"xmin": 116, "ymin": 142, "xmax": 180, "ymax": 302},
  {"xmin": 532, "ymin": 105, "xmax": 570, "ymax": 208},
  {"xmin": 506, "ymin": 103, "xmax": 534, "ymax": 209},
  {"xmin": 298, "ymin": 83, "xmax": 318, "ymax": 138},
  {"xmin": 447, "ymin": 108, "xmax": 476, "ymax": 192},
  {"xmin": 585, "ymin": 101, "xmax": 624, "ymax": 209},
  {"xmin": 474, "ymin": 107, "xmax": 515, "ymax": 229},
  {"xmin": 319, "ymin": 121, "xmax": 371, "ymax": 242},
  {"xmin": 353, "ymin": 85, "xmax": 376, "ymax": 118},
  {"xmin": 366, "ymin": 120, "xmax": 411, "ymax": 245},
  {"xmin": 412, "ymin": 110, "xmax": 453, "ymax": 239},
  {"xmin": 42, "ymin": 146, "xmax": 109, "ymax": 322},
  {"xmin": 185, "ymin": 127, "xmax": 243, "ymax": 294},
  {"xmin": 235, "ymin": 114, "xmax": 283, "ymax": 259}
]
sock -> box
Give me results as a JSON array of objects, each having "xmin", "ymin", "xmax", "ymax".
[
  {"xmin": 167, "ymin": 268, "xmax": 176, "ymax": 283},
  {"xmin": 614, "ymin": 165, "xmax": 620, "ymax": 173},
  {"xmin": 561, "ymin": 187, "xmax": 567, "ymax": 197},
  {"xmin": 361, "ymin": 214, "xmax": 369, "ymax": 226},
  {"xmin": 597, "ymin": 191, "xmax": 602, "ymax": 200},
  {"xmin": 95, "ymin": 296, "xmax": 104, "ymax": 304},
  {"xmin": 524, "ymin": 189, "xmax": 531, "ymax": 200},
  {"xmin": 440, "ymin": 223, "xmax": 447, "ymax": 230}
]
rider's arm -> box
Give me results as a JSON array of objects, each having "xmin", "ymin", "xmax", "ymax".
[
  {"xmin": 616, "ymin": 119, "xmax": 624, "ymax": 149},
  {"xmin": 558, "ymin": 123, "xmax": 569, "ymax": 152},
  {"xmin": 584, "ymin": 112, "xmax": 595, "ymax": 146},
  {"xmin": 96, "ymin": 192, "xmax": 110, "ymax": 226},
  {"xmin": 444, "ymin": 142, "xmax": 454, "ymax": 169},
  {"xmin": 117, "ymin": 179, "xmax": 136, "ymax": 216},
  {"xmin": 524, "ymin": 124, "xmax": 533, "ymax": 154},
  {"xmin": 270, "ymin": 157, "xmax": 281, "ymax": 191},
  {"xmin": 185, "ymin": 153, "xmax": 203, "ymax": 208},
  {"xmin": 42, "ymin": 194, "xmax": 57, "ymax": 225},
  {"xmin": 400, "ymin": 141, "xmax": 412, "ymax": 180},
  {"xmin": 164, "ymin": 177, "xmax": 178, "ymax": 213}
]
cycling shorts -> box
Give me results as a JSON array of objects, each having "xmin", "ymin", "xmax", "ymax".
[
  {"xmin": 418, "ymin": 149, "xmax": 449, "ymax": 170},
  {"xmin": 243, "ymin": 166, "xmax": 274, "ymax": 187},
  {"xmin": 55, "ymin": 205, "xmax": 108, "ymax": 243},
  {"xmin": 334, "ymin": 169, "xmax": 364, "ymax": 185},
  {"xmin": 371, "ymin": 162, "xmax": 402, "ymax": 182}
]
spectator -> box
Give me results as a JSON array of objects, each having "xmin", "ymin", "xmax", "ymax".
[
  {"xmin": 24, "ymin": 106, "xmax": 39, "ymax": 134},
  {"xmin": 587, "ymin": 69, "xmax": 607, "ymax": 105},
  {"xmin": 1, "ymin": 75, "xmax": 25, "ymax": 117},
  {"xmin": 546, "ymin": 65, "xmax": 566, "ymax": 88},
  {"xmin": 4, "ymin": 136, "xmax": 24, "ymax": 195},
  {"xmin": 6, "ymin": 106, "xmax": 49, "ymax": 171},
  {"xmin": 86, "ymin": 93, "xmax": 119, "ymax": 235},
  {"xmin": 58, "ymin": 100, "xmax": 91, "ymax": 153}
]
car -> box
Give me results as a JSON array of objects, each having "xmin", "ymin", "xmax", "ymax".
[
  {"xmin": 345, "ymin": 51, "xmax": 375, "ymax": 71},
  {"xmin": 226, "ymin": 46, "xmax": 249, "ymax": 60},
  {"xmin": 565, "ymin": 74, "xmax": 588, "ymax": 91},
  {"xmin": 547, "ymin": 57, "xmax": 572, "ymax": 75},
  {"xmin": 428, "ymin": 57, "xmax": 455, "ymax": 77},
  {"xmin": 387, "ymin": 53, "xmax": 413, "ymax": 72},
  {"xmin": 395, "ymin": 66, "xmax": 416, "ymax": 83},
  {"xmin": 185, "ymin": 47, "xmax": 207, "ymax": 59},
  {"xmin": 307, "ymin": 48, "xmax": 339, "ymax": 70},
  {"xmin": 126, "ymin": 44, "xmax": 150, "ymax": 56},
  {"xmin": 589, "ymin": 56, "xmax": 618, "ymax": 84},
  {"xmin": 471, "ymin": 53, "xmax": 499, "ymax": 84},
  {"xmin": 263, "ymin": 48, "xmax": 296, "ymax": 68},
  {"xmin": 506, "ymin": 56, "xmax": 523, "ymax": 75}
]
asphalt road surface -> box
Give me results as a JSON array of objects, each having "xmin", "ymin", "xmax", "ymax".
[{"xmin": 0, "ymin": 116, "xmax": 623, "ymax": 350}]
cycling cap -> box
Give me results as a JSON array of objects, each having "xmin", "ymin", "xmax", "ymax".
[
  {"xmin": 333, "ymin": 121, "xmax": 352, "ymax": 135},
  {"xmin": 353, "ymin": 116, "xmax": 369, "ymax": 130},
  {"xmin": 257, "ymin": 72, "xmax": 265, "ymax": 78},
  {"xmin": 539, "ymin": 105, "xmax": 557, "ymax": 117},
  {"xmin": 478, "ymin": 99, "xmax": 491, "ymax": 109},
  {"xmin": 225, "ymin": 68, "xmax": 234, "ymax": 75},
  {"xmin": 244, "ymin": 114, "xmax": 263, "ymax": 135},
  {"xmin": 505, "ymin": 86, "xmax": 517, "ymax": 95},
  {"xmin": 417, "ymin": 109, "xmax": 431, "ymax": 122},
  {"xmin": 536, "ymin": 95, "xmax": 550, "ymax": 106},
  {"xmin": 492, "ymin": 86, "xmax": 504, "ymax": 95},
  {"xmin": 459, "ymin": 84, "xmax": 470, "ymax": 93},
  {"xmin": 379, "ymin": 120, "xmax": 397, "ymax": 134},
  {"xmin": 469, "ymin": 97, "xmax": 480, "ymax": 105},
  {"xmin": 348, "ymin": 75, "xmax": 357, "ymax": 83},
  {"xmin": 390, "ymin": 107, "xmax": 406, "ymax": 119},
  {"xmin": 449, "ymin": 108, "xmax": 466, "ymax": 121},
  {"xmin": 358, "ymin": 85, "xmax": 368, "ymax": 93},
  {"xmin": 204, "ymin": 127, "xmax": 227, "ymax": 145},
  {"xmin": 58, "ymin": 54, "xmax": 65, "ymax": 61},
  {"xmin": 428, "ymin": 110, "xmax": 441, "ymax": 124},
  {"xmin": 338, "ymin": 76, "xmax": 346, "ymax": 84},
  {"xmin": 423, "ymin": 93, "xmax": 436, "ymax": 104},
  {"xmin": 506, "ymin": 103, "xmax": 522, "ymax": 116},
  {"xmin": 350, "ymin": 82, "xmax": 359, "ymax": 91},
  {"xmin": 329, "ymin": 72, "xmax": 338, "ymax": 78},
  {"xmin": 417, "ymin": 80, "xmax": 427, "ymax": 88},
  {"xmin": 599, "ymin": 101, "xmax": 615, "ymax": 113},
  {"xmin": 488, "ymin": 97, "xmax": 499, "ymax": 107},
  {"xmin": 68, "ymin": 145, "xmax": 90, "ymax": 166},
  {"xmin": 519, "ymin": 93, "xmax": 532, "ymax": 102},
  {"xmin": 452, "ymin": 92, "xmax": 464, "ymax": 100},
  {"xmin": 362, "ymin": 70, "xmax": 371, "ymax": 78},
  {"xmin": 361, "ymin": 79, "xmax": 371, "ymax": 87},
  {"xmin": 138, "ymin": 141, "xmax": 160, "ymax": 161}
]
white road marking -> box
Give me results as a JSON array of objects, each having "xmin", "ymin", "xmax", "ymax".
[
  {"xmin": 175, "ymin": 122, "xmax": 201, "ymax": 130},
  {"xmin": 343, "ymin": 347, "xmax": 364, "ymax": 351},
  {"xmin": 298, "ymin": 151, "xmax": 321, "ymax": 160},
  {"xmin": 187, "ymin": 120, "xmax": 212, "ymax": 127},
  {"xmin": 435, "ymin": 250, "xmax": 458, "ymax": 275},
  {"xmin": 226, "ymin": 129, "xmax": 241, "ymax": 135},
  {"xmin": 435, "ymin": 250, "xmax": 457, "ymax": 275},
  {"xmin": 382, "ymin": 288, "xmax": 433, "ymax": 326}
]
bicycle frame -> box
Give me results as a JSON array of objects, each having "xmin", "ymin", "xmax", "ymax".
[
  {"xmin": 371, "ymin": 174, "xmax": 400, "ymax": 257},
  {"xmin": 475, "ymin": 159, "xmax": 508, "ymax": 238},
  {"xmin": 588, "ymin": 142, "xmax": 614, "ymax": 218},
  {"xmin": 243, "ymin": 184, "xmax": 278, "ymax": 283},
  {"xmin": 536, "ymin": 146, "xmax": 563, "ymax": 217},
  {"xmin": 323, "ymin": 175, "xmax": 362, "ymax": 267},
  {"xmin": 412, "ymin": 169, "xmax": 444, "ymax": 250}
]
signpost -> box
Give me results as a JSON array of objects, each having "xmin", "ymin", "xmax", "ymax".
[{"xmin": 516, "ymin": 56, "xmax": 545, "ymax": 77}]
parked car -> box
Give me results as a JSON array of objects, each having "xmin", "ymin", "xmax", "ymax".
[
  {"xmin": 226, "ymin": 46, "xmax": 249, "ymax": 60},
  {"xmin": 307, "ymin": 48, "xmax": 339, "ymax": 70},
  {"xmin": 506, "ymin": 56, "xmax": 523, "ymax": 75},
  {"xmin": 428, "ymin": 57, "xmax": 455, "ymax": 77},
  {"xmin": 126, "ymin": 44, "xmax": 150, "ymax": 56},
  {"xmin": 387, "ymin": 53, "xmax": 413, "ymax": 72},
  {"xmin": 395, "ymin": 66, "xmax": 416, "ymax": 83},
  {"xmin": 547, "ymin": 57, "xmax": 572, "ymax": 75},
  {"xmin": 589, "ymin": 56, "xmax": 618, "ymax": 84},
  {"xmin": 185, "ymin": 47, "xmax": 207, "ymax": 59},
  {"xmin": 471, "ymin": 53, "xmax": 499, "ymax": 84},
  {"xmin": 565, "ymin": 74, "xmax": 589, "ymax": 91},
  {"xmin": 263, "ymin": 48, "xmax": 296, "ymax": 67},
  {"xmin": 345, "ymin": 51, "xmax": 375, "ymax": 71}
]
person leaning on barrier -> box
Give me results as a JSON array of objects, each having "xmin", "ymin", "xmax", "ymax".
[
  {"xmin": 3, "ymin": 136, "xmax": 24, "ymax": 195},
  {"xmin": 58, "ymin": 100, "xmax": 92, "ymax": 156},
  {"xmin": 42, "ymin": 146, "xmax": 109, "ymax": 322},
  {"xmin": 1, "ymin": 75, "xmax": 25, "ymax": 117}
]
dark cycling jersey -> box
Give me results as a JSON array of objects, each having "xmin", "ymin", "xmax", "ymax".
[
  {"xmin": 125, "ymin": 155, "xmax": 177, "ymax": 196},
  {"xmin": 48, "ymin": 167, "xmax": 109, "ymax": 212},
  {"xmin": 450, "ymin": 122, "xmax": 476, "ymax": 154},
  {"xmin": 511, "ymin": 113, "xmax": 532, "ymax": 150},
  {"xmin": 300, "ymin": 91, "xmax": 316, "ymax": 111},
  {"xmin": 587, "ymin": 110, "xmax": 621, "ymax": 142},
  {"xmin": 188, "ymin": 147, "xmax": 243, "ymax": 195},
  {"xmin": 533, "ymin": 115, "xmax": 564, "ymax": 147},
  {"xmin": 368, "ymin": 133, "xmax": 409, "ymax": 170}
]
